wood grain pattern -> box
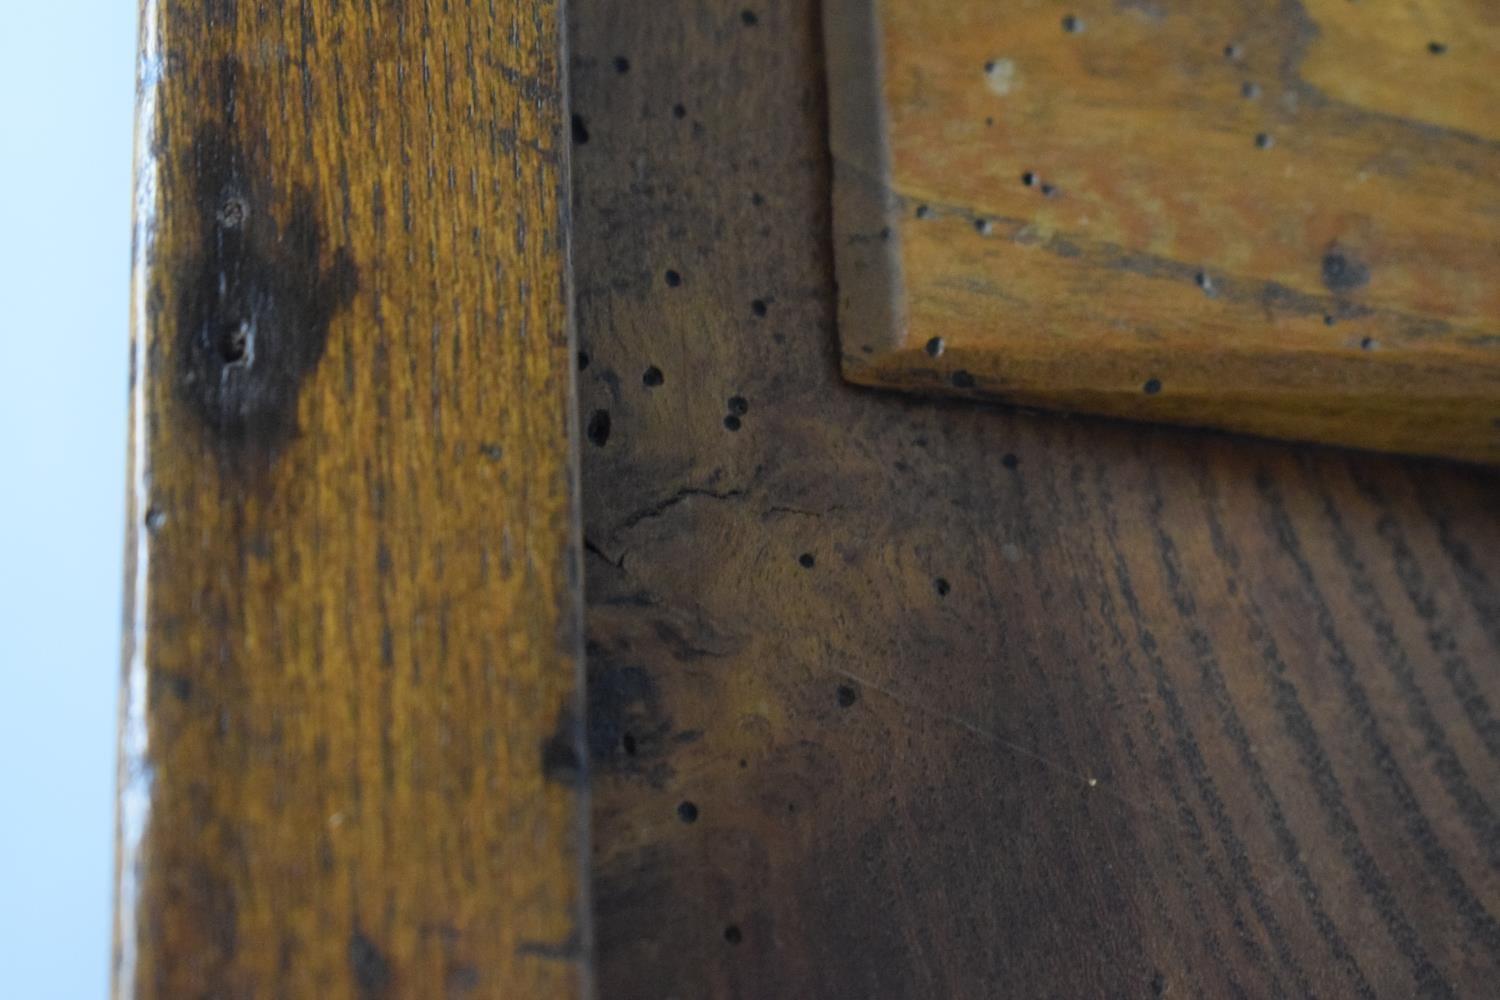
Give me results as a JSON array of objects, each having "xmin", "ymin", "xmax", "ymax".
[
  {"xmin": 825, "ymin": 0, "xmax": 1500, "ymax": 464},
  {"xmin": 566, "ymin": 0, "xmax": 1500, "ymax": 996},
  {"xmin": 117, "ymin": 1, "xmax": 589, "ymax": 997}
]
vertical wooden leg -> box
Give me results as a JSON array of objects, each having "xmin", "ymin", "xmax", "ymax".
[{"xmin": 117, "ymin": 1, "xmax": 589, "ymax": 996}]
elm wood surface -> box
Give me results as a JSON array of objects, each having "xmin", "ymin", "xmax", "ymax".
[
  {"xmin": 568, "ymin": 1, "xmax": 1500, "ymax": 997},
  {"xmin": 824, "ymin": 0, "xmax": 1500, "ymax": 464},
  {"xmin": 118, "ymin": 1, "xmax": 588, "ymax": 997}
]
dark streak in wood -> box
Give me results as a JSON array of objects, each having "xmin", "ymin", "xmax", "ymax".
[{"xmin": 176, "ymin": 117, "xmax": 357, "ymax": 457}]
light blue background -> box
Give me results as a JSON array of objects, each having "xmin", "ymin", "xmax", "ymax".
[{"xmin": 0, "ymin": 3, "xmax": 135, "ymax": 996}]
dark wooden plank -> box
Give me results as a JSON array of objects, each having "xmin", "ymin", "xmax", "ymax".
[
  {"xmin": 824, "ymin": 0, "xmax": 1500, "ymax": 464},
  {"xmin": 117, "ymin": 1, "xmax": 588, "ymax": 996},
  {"xmin": 567, "ymin": 1, "xmax": 1500, "ymax": 996}
]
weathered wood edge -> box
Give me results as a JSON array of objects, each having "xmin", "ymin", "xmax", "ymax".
[
  {"xmin": 115, "ymin": 4, "xmax": 162, "ymax": 987},
  {"xmin": 822, "ymin": 0, "xmax": 1500, "ymax": 466},
  {"xmin": 823, "ymin": 0, "xmax": 909, "ymax": 366}
]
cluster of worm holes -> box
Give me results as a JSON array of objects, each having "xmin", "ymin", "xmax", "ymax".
[
  {"xmin": 917, "ymin": 12, "xmax": 1418, "ymax": 396},
  {"xmin": 601, "ymin": 10, "xmax": 1426, "ymax": 954},
  {"xmin": 576, "ymin": 50, "xmax": 682, "ymax": 444},
  {"xmin": 581, "ymin": 264, "xmax": 767, "ymax": 444},
  {"xmin": 593, "ymin": 5, "xmax": 1129, "ymax": 954},
  {"xmin": 614, "ymin": 135, "xmax": 759, "ymax": 939},
  {"xmin": 613, "ymin": 12, "xmax": 1391, "ymax": 939},
  {"xmin": 955, "ymin": 16, "xmax": 1174, "ymax": 394}
]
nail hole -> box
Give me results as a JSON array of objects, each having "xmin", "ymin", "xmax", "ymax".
[
  {"xmin": 570, "ymin": 114, "xmax": 590, "ymax": 145},
  {"xmin": 741, "ymin": 9, "xmax": 758, "ymax": 26},
  {"xmin": 587, "ymin": 409, "xmax": 611, "ymax": 446},
  {"xmin": 1143, "ymin": 378, "xmax": 1163, "ymax": 395},
  {"xmin": 727, "ymin": 396, "xmax": 749, "ymax": 415},
  {"xmin": 1195, "ymin": 271, "xmax": 1214, "ymax": 294},
  {"xmin": 751, "ymin": 299, "xmax": 768, "ymax": 317},
  {"xmin": 1323, "ymin": 314, "xmax": 1337, "ymax": 327},
  {"xmin": 1040, "ymin": 183, "xmax": 1057, "ymax": 197},
  {"xmin": 1002, "ymin": 453, "xmax": 1019, "ymax": 470},
  {"xmin": 723, "ymin": 415, "xmax": 742, "ymax": 432},
  {"xmin": 1224, "ymin": 42, "xmax": 1242, "ymax": 60},
  {"xmin": 1061, "ymin": 15, "xmax": 1084, "ymax": 33},
  {"xmin": 642, "ymin": 365, "xmax": 664, "ymax": 387},
  {"xmin": 677, "ymin": 801, "xmax": 699, "ymax": 823},
  {"xmin": 577, "ymin": 350, "xmax": 591, "ymax": 371},
  {"xmin": 974, "ymin": 218, "xmax": 993, "ymax": 235},
  {"xmin": 216, "ymin": 196, "xmax": 248, "ymax": 229},
  {"xmin": 1022, "ymin": 171, "xmax": 1039, "ymax": 187},
  {"xmin": 672, "ymin": 103, "xmax": 687, "ymax": 119},
  {"xmin": 1255, "ymin": 132, "xmax": 1274, "ymax": 149},
  {"xmin": 613, "ymin": 56, "xmax": 630, "ymax": 73},
  {"xmin": 934, "ymin": 577, "xmax": 951, "ymax": 597},
  {"xmin": 622, "ymin": 732, "xmax": 637, "ymax": 755},
  {"xmin": 798, "ymin": 552, "xmax": 816, "ymax": 568},
  {"xmin": 145, "ymin": 508, "xmax": 167, "ymax": 533},
  {"xmin": 1360, "ymin": 336, "xmax": 1378, "ymax": 351},
  {"xmin": 220, "ymin": 321, "xmax": 250, "ymax": 364},
  {"xmin": 1241, "ymin": 81, "xmax": 1260, "ymax": 99},
  {"xmin": 837, "ymin": 684, "xmax": 859, "ymax": 707},
  {"xmin": 664, "ymin": 269, "xmax": 682, "ymax": 287},
  {"xmin": 925, "ymin": 336, "xmax": 945, "ymax": 358},
  {"xmin": 915, "ymin": 204, "xmax": 931, "ymax": 219},
  {"xmin": 723, "ymin": 925, "xmax": 743, "ymax": 945},
  {"xmin": 1428, "ymin": 41, "xmax": 1447, "ymax": 55}
]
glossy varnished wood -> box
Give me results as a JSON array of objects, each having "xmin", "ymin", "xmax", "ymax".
[
  {"xmin": 118, "ymin": 1, "xmax": 587, "ymax": 997},
  {"xmin": 568, "ymin": 1, "xmax": 1500, "ymax": 996},
  {"xmin": 825, "ymin": 0, "xmax": 1500, "ymax": 464}
]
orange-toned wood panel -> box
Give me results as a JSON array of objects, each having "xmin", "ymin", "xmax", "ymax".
[
  {"xmin": 117, "ymin": 1, "xmax": 589, "ymax": 997},
  {"xmin": 826, "ymin": 0, "xmax": 1500, "ymax": 463}
]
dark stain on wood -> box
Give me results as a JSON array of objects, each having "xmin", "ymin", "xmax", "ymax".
[
  {"xmin": 541, "ymin": 708, "xmax": 586, "ymax": 785},
  {"xmin": 1321, "ymin": 248, "xmax": 1371, "ymax": 294},
  {"xmin": 347, "ymin": 929, "xmax": 392, "ymax": 999},
  {"xmin": 175, "ymin": 119, "xmax": 356, "ymax": 454},
  {"xmin": 586, "ymin": 656, "xmax": 680, "ymax": 788}
]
